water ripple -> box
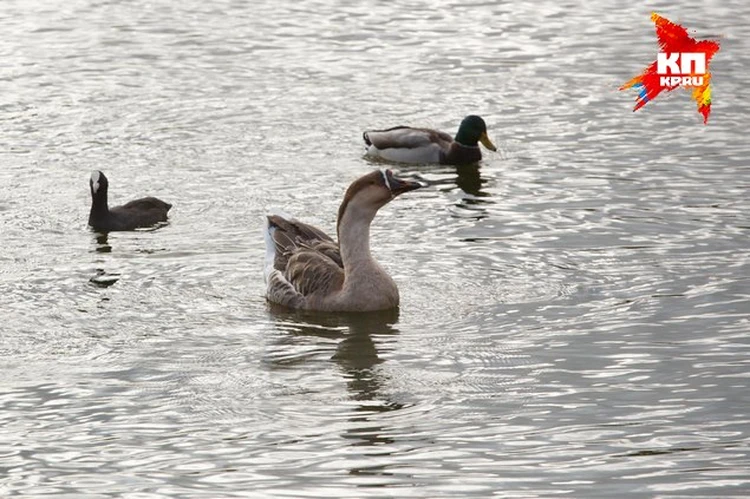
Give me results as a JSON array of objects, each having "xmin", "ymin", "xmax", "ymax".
[{"xmin": 1, "ymin": 0, "xmax": 749, "ymax": 496}]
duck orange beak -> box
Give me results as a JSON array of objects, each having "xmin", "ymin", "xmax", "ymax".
[{"xmin": 479, "ymin": 132, "xmax": 497, "ymax": 152}]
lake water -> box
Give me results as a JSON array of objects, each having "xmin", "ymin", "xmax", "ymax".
[{"xmin": 1, "ymin": 0, "xmax": 749, "ymax": 497}]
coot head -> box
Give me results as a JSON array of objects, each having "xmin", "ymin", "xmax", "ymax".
[{"xmin": 90, "ymin": 170, "xmax": 109, "ymax": 198}]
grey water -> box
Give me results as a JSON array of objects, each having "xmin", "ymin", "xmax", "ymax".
[{"xmin": 1, "ymin": 0, "xmax": 749, "ymax": 497}]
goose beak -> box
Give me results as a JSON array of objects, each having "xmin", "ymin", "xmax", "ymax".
[
  {"xmin": 479, "ymin": 132, "xmax": 497, "ymax": 152},
  {"xmin": 387, "ymin": 171, "xmax": 423, "ymax": 196}
]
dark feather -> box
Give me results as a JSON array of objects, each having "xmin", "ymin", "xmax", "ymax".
[{"xmin": 117, "ymin": 197, "xmax": 172, "ymax": 212}]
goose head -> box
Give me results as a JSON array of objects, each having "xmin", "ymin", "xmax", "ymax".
[{"xmin": 337, "ymin": 169, "xmax": 422, "ymax": 233}]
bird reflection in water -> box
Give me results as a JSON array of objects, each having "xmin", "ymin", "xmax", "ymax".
[
  {"xmin": 89, "ymin": 233, "xmax": 119, "ymax": 287},
  {"xmin": 413, "ymin": 164, "xmax": 493, "ymax": 219},
  {"xmin": 454, "ymin": 163, "xmax": 490, "ymax": 201},
  {"xmin": 267, "ymin": 305, "xmax": 403, "ymax": 453},
  {"xmin": 94, "ymin": 232, "xmax": 112, "ymax": 253}
]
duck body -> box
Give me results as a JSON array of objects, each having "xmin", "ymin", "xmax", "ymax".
[
  {"xmin": 264, "ymin": 169, "xmax": 422, "ymax": 312},
  {"xmin": 363, "ymin": 115, "xmax": 496, "ymax": 165},
  {"xmin": 88, "ymin": 171, "xmax": 171, "ymax": 232}
]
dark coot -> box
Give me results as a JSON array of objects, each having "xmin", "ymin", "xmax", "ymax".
[{"xmin": 88, "ymin": 170, "xmax": 172, "ymax": 231}]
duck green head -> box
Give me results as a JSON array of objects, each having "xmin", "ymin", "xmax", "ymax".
[{"xmin": 454, "ymin": 115, "xmax": 497, "ymax": 151}]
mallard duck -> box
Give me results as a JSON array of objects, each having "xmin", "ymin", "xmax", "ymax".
[
  {"xmin": 88, "ymin": 170, "xmax": 172, "ymax": 231},
  {"xmin": 264, "ymin": 169, "xmax": 422, "ymax": 312},
  {"xmin": 363, "ymin": 115, "xmax": 497, "ymax": 165}
]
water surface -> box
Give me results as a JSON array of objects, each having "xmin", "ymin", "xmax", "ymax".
[{"xmin": 1, "ymin": 0, "xmax": 749, "ymax": 496}]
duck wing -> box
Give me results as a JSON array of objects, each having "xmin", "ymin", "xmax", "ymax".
[{"xmin": 363, "ymin": 126, "xmax": 453, "ymax": 150}]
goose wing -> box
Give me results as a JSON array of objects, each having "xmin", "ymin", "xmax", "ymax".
[
  {"xmin": 284, "ymin": 249, "xmax": 344, "ymax": 297},
  {"xmin": 266, "ymin": 215, "xmax": 338, "ymax": 271},
  {"xmin": 264, "ymin": 215, "xmax": 344, "ymax": 307}
]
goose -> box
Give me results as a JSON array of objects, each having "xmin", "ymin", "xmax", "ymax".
[
  {"xmin": 88, "ymin": 170, "xmax": 172, "ymax": 231},
  {"xmin": 363, "ymin": 115, "xmax": 496, "ymax": 165},
  {"xmin": 264, "ymin": 169, "xmax": 422, "ymax": 312}
]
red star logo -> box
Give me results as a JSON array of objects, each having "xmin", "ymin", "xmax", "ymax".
[{"xmin": 621, "ymin": 13, "xmax": 720, "ymax": 124}]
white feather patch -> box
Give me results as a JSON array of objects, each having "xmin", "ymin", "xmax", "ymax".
[
  {"xmin": 381, "ymin": 169, "xmax": 391, "ymax": 190},
  {"xmin": 262, "ymin": 216, "xmax": 277, "ymax": 285},
  {"xmin": 90, "ymin": 171, "xmax": 101, "ymax": 194}
]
